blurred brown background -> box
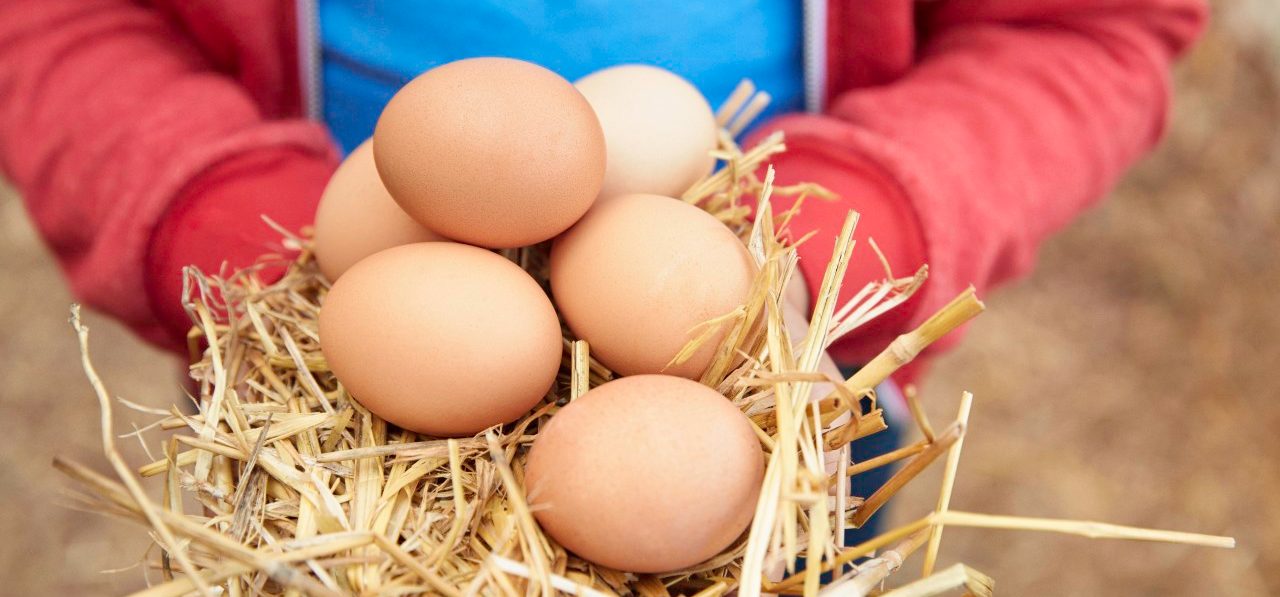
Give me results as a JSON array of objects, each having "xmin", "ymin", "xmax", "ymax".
[{"xmin": 2, "ymin": 1, "xmax": 1277, "ymax": 595}]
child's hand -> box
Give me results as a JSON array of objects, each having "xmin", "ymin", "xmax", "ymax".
[{"xmin": 145, "ymin": 147, "xmax": 336, "ymax": 348}]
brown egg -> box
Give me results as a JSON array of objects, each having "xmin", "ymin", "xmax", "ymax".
[
  {"xmin": 313, "ymin": 141, "xmax": 444, "ymax": 281},
  {"xmin": 318, "ymin": 243, "xmax": 561, "ymax": 437},
  {"xmin": 373, "ymin": 58, "xmax": 605, "ymax": 248},
  {"xmin": 575, "ymin": 65, "xmax": 718, "ymax": 200},
  {"xmin": 550, "ymin": 194, "xmax": 755, "ymax": 378},
  {"xmin": 525, "ymin": 375, "xmax": 764, "ymax": 573}
]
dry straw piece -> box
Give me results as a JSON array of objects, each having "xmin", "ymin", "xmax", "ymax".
[{"xmin": 58, "ymin": 80, "xmax": 1233, "ymax": 596}]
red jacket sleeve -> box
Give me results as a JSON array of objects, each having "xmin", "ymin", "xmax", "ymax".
[
  {"xmin": 0, "ymin": 0, "xmax": 336, "ymax": 349},
  {"xmin": 755, "ymin": 0, "xmax": 1207, "ymax": 367}
]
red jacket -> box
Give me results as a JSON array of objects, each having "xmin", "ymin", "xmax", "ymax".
[{"xmin": 0, "ymin": 1, "xmax": 1205, "ymax": 369}]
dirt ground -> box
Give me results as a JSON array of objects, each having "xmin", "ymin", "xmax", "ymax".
[{"xmin": 1, "ymin": 2, "xmax": 1276, "ymax": 595}]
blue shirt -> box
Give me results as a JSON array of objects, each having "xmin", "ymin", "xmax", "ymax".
[{"xmin": 317, "ymin": 1, "xmax": 805, "ymax": 153}]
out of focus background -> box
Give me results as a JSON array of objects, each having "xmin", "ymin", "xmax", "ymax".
[{"xmin": 1, "ymin": 1, "xmax": 1276, "ymax": 595}]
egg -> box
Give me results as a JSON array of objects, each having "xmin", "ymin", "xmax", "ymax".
[
  {"xmin": 550, "ymin": 194, "xmax": 755, "ymax": 378},
  {"xmin": 318, "ymin": 242, "xmax": 561, "ymax": 437},
  {"xmin": 525, "ymin": 375, "xmax": 763, "ymax": 572},
  {"xmin": 313, "ymin": 140, "xmax": 444, "ymax": 281},
  {"xmin": 575, "ymin": 65, "xmax": 718, "ymax": 200},
  {"xmin": 373, "ymin": 57, "xmax": 605, "ymax": 248}
]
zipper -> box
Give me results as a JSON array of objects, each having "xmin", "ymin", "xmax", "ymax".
[
  {"xmin": 801, "ymin": 0, "xmax": 827, "ymax": 113},
  {"xmin": 296, "ymin": 0, "xmax": 323, "ymax": 120}
]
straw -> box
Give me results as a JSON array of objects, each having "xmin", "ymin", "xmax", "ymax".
[
  {"xmin": 880, "ymin": 563, "xmax": 994, "ymax": 597},
  {"xmin": 52, "ymin": 82, "xmax": 1234, "ymax": 597},
  {"xmin": 921, "ymin": 392, "xmax": 973, "ymax": 576}
]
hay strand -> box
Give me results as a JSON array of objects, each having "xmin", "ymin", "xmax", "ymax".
[
  {"xmin": 932, "ymin": 511, "xmax": 1236, "ymax": 549},
  {"xmin": 880, "ymin": 564, "xmax": 994, "ymax": 597},
  {"xmin": 921, "ymin": 391, "xmax": 973, "ymax": 576},
  {"xmin": 69, "ymin": 306, "xmax": 213, "ymax": 597}
]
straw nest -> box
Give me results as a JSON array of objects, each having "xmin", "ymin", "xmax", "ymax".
[{"xmin": 57, "ymin": 81, "xmax": 1234, "ymax": 597}]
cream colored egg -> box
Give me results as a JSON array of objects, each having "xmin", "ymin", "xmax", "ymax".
[
  {"xmin": 575, "ymin": 65, "xmax": 718, "ymax": 200},
  {"xmin": 550, "ymin": 194, "xmax": 755, "ymax": 378},
  {"xmin": 525, "ymin": 375, "xmax": 763, "ymax": 572},
  {"xmin": 313, "ymin": 141, "xmax": 444, "ymax": 281}
]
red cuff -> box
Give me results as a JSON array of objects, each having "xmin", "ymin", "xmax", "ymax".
[
  {"xmin": 752, "ymin": 137, "xmax": 927, "ymax": 366},
  {"xmin": 144, "ymin": 147, "xmax": 336, "ymax": 349}
]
